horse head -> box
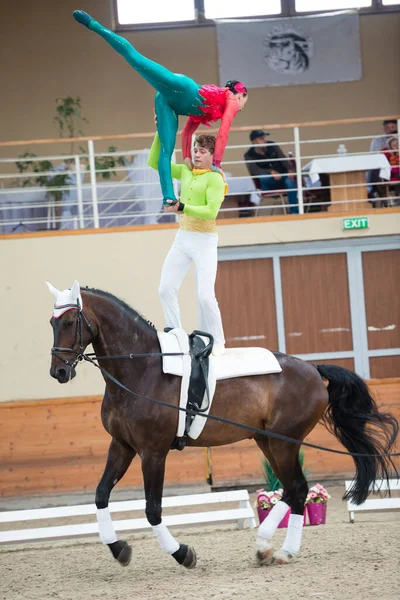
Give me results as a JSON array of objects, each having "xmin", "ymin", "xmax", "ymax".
[{"xmin": 46, "ymin": 280, "xmax": 96, "ymax": 383}]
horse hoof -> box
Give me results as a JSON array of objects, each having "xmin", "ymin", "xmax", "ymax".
[
  {"xmin": 109, "ymin": 540, "xmax": 132, "ymax": 567},
  {"xmin": 182, "ymin": 546, "xmax": 197, "ymax": 569},
  {"xmin": 273, "ymin": 550, "xmax": 292, "ymax": 565},
  {"xmin": 172, "ymin": 544, "xmax": 197, "ymax": 569},
  {"xmin": 256, "ymin": 548, "xmax": 275, "ymax": 566}
]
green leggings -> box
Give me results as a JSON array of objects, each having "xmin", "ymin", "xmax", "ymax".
[{"xmin": 89, "ymin": 20, "xmax": 204, "ymax": 201}]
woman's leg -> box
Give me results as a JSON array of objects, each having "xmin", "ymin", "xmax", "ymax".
[
  {"xmin": 155, "ymin": 93, "xmax": 178, "ymax": 202},
  {"xmin": 73, "ymin": 11, "xmax": 203, "ymax": 114}
]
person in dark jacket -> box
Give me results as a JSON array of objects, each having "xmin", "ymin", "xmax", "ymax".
[{"xmin": 244, "ymin": 130, "xmax": 299, "ymax": 214}]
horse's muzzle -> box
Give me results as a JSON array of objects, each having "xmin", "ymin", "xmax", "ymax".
[{"xmin": 50, "ymin": 365, "xmax": 77, "ymax": 383}]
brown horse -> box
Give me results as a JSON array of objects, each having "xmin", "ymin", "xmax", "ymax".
[{"xmin": 48, "ymin": 283, "xmax": 398, "ymax": 568}]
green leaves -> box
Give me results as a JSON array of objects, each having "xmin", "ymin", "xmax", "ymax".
[
  {"xmin": 15, "ymin": 97, "xmax": 125, "ymax": 209},
  {"xmin": 53, "ymin": 96, "xmax": 89, "ymax": 139}
]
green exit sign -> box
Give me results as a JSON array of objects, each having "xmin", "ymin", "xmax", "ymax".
[{"xmin": 342, "ymin": 216, "xmax": 369, "ymax": 230}]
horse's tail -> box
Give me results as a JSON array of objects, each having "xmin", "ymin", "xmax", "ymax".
[{"xmin": 316, "ymin": 364, "xmax": 398, "ymax": 505}]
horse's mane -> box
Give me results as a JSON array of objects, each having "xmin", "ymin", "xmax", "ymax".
[{"xmin": 83, "ymin": 287, "xmax": 156, "ymax": 330}]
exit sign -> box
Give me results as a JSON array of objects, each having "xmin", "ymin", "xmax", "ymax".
[{"xmin": 342, "ymin": 216, "xmax": 369, "ymax": 230}]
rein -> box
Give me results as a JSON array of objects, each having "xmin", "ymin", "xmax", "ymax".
[{"xmin": 51, "ymin": 305, "xmax": 400, "ymax": 459}]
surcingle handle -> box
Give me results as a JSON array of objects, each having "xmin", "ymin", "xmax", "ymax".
[{"xmin": 189, "ymin": 330, "xmax": 214, "ymax": 359}]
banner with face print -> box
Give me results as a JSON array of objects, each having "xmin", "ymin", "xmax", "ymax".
[{"xmin": 216, "ymin": 11, "xmax": 361, "ymax": 88}]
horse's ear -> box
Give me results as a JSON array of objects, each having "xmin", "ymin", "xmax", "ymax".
[
  {"xmin": 45, "ymin": 281, "xmax": 60, "ymax": 299},
  {"xmin": 71, "ymin": 280, "xmax": 81, "ymax": 301}
]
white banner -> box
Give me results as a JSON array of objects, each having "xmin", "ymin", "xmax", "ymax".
[{"xmin": 216, "ymin": 11, "xmax": 362, "ymax": 88}]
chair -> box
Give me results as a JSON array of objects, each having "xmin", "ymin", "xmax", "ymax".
[{"xmin": 253, "ymin": 177, "xmax": 287, "ymax": 216}]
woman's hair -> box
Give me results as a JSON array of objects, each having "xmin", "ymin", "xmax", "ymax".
[
  {"xmin": 225, "ymin": 80, "xmax": 248, "ymax": 96},
  {"xmin": 388, "ymin": 136, "xmax": 398, "ymax": 148},
  {"xmin": 195, "ymin": 134, "xmax": 216, "ymax": 155}
]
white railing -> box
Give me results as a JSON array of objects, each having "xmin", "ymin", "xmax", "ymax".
[{"xmin": 0, "ymin": 116, "xmax": 398, "ymax": 233}]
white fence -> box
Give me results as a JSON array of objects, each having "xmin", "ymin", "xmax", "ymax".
[
  {"xmin": 0, "ymin": 489, "xmax": 256, "ymax": 544},
  {"xmin": 345, "ymin": 479, "xmax": 400, "ymax": 523},
  {"xmin": 0, "ymin": 116, "xmax": 399, "ymax": 233}
]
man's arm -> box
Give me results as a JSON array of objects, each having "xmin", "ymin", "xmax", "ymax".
[
  {"xmin": 147, "ymin": 133, "xmax": 184, "ymax": 179},
  {"xmin": 271, "ymin": 142, "xmax": 292, "ymax": 174},
  {"xmin": 182, "ymin": 174, "xmax": 225, "ymax": 220},
  {"xmin": 244, "ymin": 153, "xmax": 272, "ymax": 177}
]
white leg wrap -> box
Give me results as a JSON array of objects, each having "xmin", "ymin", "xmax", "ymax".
[
  {"xmin": 258, "ymin": 501, "xmax": 290, "ymax": 540},
  {"xmin": 282, "ymin": 513, "xmax": 304, "ymax": 556},
  {"xmin": 96, "ymin": 507, "xmax": 117, "ymax": 545},
  {"xmin": 152, "ymin": 523, "xmax": 180, "ymax": 555}
]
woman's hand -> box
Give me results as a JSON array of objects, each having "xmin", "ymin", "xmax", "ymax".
[
  {"xmin": 184, "ymin": 157, "xmax": 194, "ymax": 170},
  {"xmin": 211, "ymin": 163, "xmax": 227, "ymax": 183}
]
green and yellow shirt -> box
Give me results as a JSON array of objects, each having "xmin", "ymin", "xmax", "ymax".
[{"xmin": 148, "ymin": 134, "xmax": 226, "ymax": 234}]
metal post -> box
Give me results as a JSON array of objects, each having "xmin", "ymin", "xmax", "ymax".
[
  {"xmin": 74, "ymin": 155, "xmax": 84, "ymax": 229},
  {"xmin": 88, "ymin": 140, "xmax": 100, "ymax": 228},
  {"xmin": 294, "ymin": 126, "xmax": 304, "ymax": 215}
]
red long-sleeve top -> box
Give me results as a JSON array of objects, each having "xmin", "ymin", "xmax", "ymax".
[{"xmin": 181, "ymin": 85, "xmax": 240, "ymax": 168}]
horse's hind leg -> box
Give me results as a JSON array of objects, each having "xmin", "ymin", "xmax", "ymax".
[
  {"xmin": 141, "ymin": 450, "xmax": 197, "ymax": 569},
  {"xmin": 95, "ymin": 439, "xmax": 136, "ymax": 566},
  {"xmin": 269, "ymin": 440, "xmax": 308, "ymax": 565},
  {"xmin": 255, "ymin": 439, "xmax": 291, "ymax": 565}
]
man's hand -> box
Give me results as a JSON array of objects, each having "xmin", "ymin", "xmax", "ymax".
[
  {"xmin": 271, "ymin": 169, "xmax": 282, "ymax": 181},
  {"xmin": 184, "ymin": 157, "xmax": 194, "ymax": 170},
  {"xmin": 164, "ymin": 199, "xmax": 180, "ymax": 213}
]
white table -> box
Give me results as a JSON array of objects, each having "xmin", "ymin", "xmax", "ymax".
[{"xmin": 304, "ymin": 154, "xmax": 391, "ymax": 212}]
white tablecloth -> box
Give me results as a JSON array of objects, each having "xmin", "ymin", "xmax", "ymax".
[
  {"xmin": 304, "ymin": 153, "xmax": 391, "ymax": 184},
  {"xmin": 225, "ymin": 173, "xmax": 260, "ymax": 205}
]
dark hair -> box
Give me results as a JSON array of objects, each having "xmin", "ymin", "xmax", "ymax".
[
  {"xmin": 225, "ymin": 80, "xmax": 248, "ymax": 96},
  {"xmin": 383, "ymin": 120, "xmax": 397, "ymax": 126},
  {"xmin": 195, "ymin": 134, "xmax": 216, "ymax": 155}
]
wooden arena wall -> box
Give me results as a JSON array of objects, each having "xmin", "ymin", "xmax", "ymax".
[{"xmin": 1, "ymin": 379, "xmax": 398, "ymax": 497}]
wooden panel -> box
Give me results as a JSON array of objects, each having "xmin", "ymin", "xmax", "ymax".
[
  {"xmin": 0, "ymin": 398, "xmax": 207, "ymax": 497},
  {"xmin": 216, "ymin": 259, "xmax": 278, "ymax": 349},
  {"xmin": 362, "ymin": 249, "xmax": 400, "ymax": 350},
  {"xmin": 281, "ymin": 254, "xmax": 353, "ymax": 354},
  {"xmin": 370, "ymin": 356, "xmax": 400, "ymax": 379},
  {"xmin": 328, "ymin": 171, "xmax": 370, "ymax": 212},
  {"xmin": 1, "ymin": 380, "xmax": 398, "ymax": 497}
]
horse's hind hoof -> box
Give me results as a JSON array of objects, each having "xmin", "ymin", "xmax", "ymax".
[
  {"xmin": 172, "ymin": 544, "xmax": 197, "ymax": 569},
  {"xmin": 183, "ymin": 546, "xmax": 197, "ymax": 569},
  {"xmin": 273, "ymin": 550, "xmax": 292, "ymax": 565},
  {"xmin": 256, "ymin": 548, "xmax": 275, "ymax": 566},
  {"xmin": 109, "ymin": 540, "xmax": 132, "ymax": 567}
]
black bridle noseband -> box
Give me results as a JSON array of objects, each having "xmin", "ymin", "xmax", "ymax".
[{"xmin": 51, "ymin": 300, "xmax": 95, "ymax": 369}]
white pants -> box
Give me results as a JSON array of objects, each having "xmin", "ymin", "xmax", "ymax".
[{"xmin": 159, "ymin": 229, "xmax": 225, "ymax": 347}]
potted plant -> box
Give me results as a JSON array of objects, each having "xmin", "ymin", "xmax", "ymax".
[
  {"xmin": 306, "ymin": 483, "xmax": 331, "ymax": 525},
  {"xmin": 14, "ymin": 97, "xmax": 124, "ymax": 223},
  {"xmin": 255, "ymin": 488, "xmax": 291, "ymax": 528}
]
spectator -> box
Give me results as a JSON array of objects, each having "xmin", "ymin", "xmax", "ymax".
[
  {"xmin": 370, "ymin": 120, "xmax": 398, "ymax": 153},
  {"xmin": 383, "ymin": 136, "xmax": 400, "ymax": 204},
  {"xmin": 244, "ymin": 130, "xmax": 299, "ymax": 214},
  {"xmin": 368, "ymin": 120, "xmax": 398, "ymax": 200}
]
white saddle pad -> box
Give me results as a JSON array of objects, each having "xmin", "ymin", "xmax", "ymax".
[{"xmin": 157, "ymin": 329, "xmax": 282, "ymax": 441}]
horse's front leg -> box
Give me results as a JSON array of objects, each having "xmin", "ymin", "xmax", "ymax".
[
  {"xmin": 95, "ymin": 439, "xmax": 136, "ymax": 566},
  {"xmin": 141, "ymin": 450, "xmax": 197, "ymax": 569}
]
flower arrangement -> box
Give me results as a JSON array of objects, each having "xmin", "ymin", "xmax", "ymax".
[
  {"xmin": 306, "ymin": 483, "xmax": 331, "ymax": 504},
  {"xmin": 255, "ymin": 488, "xmax": 283, "ymax": 511}
]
